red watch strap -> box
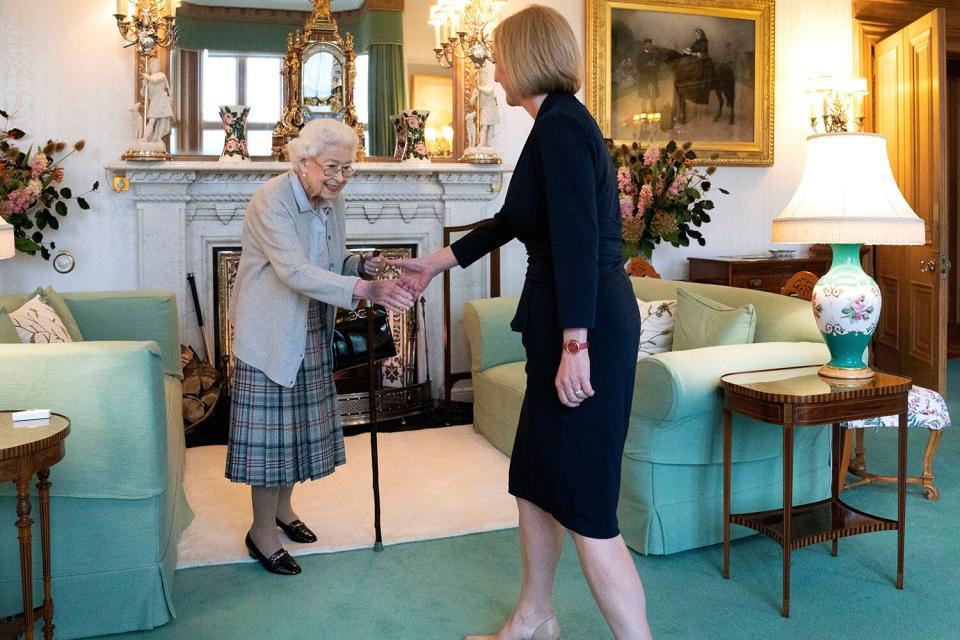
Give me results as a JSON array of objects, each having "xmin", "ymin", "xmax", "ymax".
[{"xmin": 564, "ymin": 339, "xmax": 589, "ymax": 354}]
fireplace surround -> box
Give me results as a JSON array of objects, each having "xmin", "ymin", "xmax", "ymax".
[{"xmin": 106, "ymin": 160, "xmax": 511, "ymax": 402}]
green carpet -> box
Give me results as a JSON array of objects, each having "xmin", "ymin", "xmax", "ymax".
[{"xmin": 105, "ymin": 363, "xmax": 960, "ymax": 640}]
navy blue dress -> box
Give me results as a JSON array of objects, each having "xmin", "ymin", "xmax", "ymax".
[{"xmin": 451, "ymin": 92, "xmax": 640, "ymax": 538}]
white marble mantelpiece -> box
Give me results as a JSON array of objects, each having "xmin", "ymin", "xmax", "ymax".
[{"xmin": 105, "ymin": 160, "xmax": 512, "ymax": 398}]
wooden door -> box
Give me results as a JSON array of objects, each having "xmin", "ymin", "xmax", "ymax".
[{"xmin": 872, "ymin": 9, "xmax": 949, "ymax": 395}]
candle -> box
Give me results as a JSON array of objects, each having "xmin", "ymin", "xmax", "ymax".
[
  {"xmin": 433, "ymin": 23, "xmax": 441, "ymax": 49},
  {"xmin": 116, "ymin": 0, "xmax": 128, "ymax": 16}
]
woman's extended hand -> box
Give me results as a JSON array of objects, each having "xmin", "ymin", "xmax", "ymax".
[
  {"xmin": 555, "ymin": 350, "xmax": 595, "ymax": 408},
  {"xmin": 391, "ymin": 256, "xmax": 440, "ymax": 298},
  {"xmin": 354, "ymin": 279, "xmax": 415, "ymax": 313}
]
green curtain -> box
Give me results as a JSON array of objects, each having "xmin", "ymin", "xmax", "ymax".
[{"xmin": 367, "ymin": 43, "xmax": 406, "ymax": 157}]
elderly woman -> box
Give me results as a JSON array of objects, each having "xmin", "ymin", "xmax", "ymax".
[
  {"xmin": 226, "ymin": 118, "xmax": 413, "ymax": 575},
  {"xmin": 395, "ymin": 6, "xmax": 652, "ymax": 639}
]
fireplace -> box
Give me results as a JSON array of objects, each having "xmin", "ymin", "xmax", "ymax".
[
  {"xmin": 106, "ymin": 160, "xmax": 510, "ymax": 404},
  {"xmin": 212, "ymin": 243, "xmax": 432, "ymax": 425}
]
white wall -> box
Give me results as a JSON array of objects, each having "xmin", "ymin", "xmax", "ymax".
[{"xmin": 0, "ymin": 0, "xmax": 853, "ymax": 296}]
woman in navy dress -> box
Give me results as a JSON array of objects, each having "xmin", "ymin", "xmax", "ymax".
[{"xmin": 394, "ymin": 6, "xmax": 652, "ymax": 639}]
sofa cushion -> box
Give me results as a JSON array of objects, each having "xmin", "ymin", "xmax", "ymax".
[
  {"xmin": 0, "ymin": 308, "xmax": 18, "ymax": 343},
  {"xmin": 631, "ymin": 278, "xmax": 823, "ymax": 344},
  {"xmin": 673, "ymin": 288, "xmax": 756, "ymax": 350},
  {"xmin": 6, "ymin": 287, "xmax": 84, "ymax": 343},
  {"xmin": 637, "ymin": 298, "xmax": 677, "ymax": 360}
]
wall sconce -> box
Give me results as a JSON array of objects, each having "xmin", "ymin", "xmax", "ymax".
[
  {"xmin": 114, "ymin": 0, "xmax": 177, "ymax": 57},
  {"xmin": 806, "ymin": 76, "xmax": 868, "ymax": 134}
]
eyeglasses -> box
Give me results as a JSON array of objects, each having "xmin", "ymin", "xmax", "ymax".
[{"xmin": 311, "ymin": 159, "xmax": 356, "ymax": 178}]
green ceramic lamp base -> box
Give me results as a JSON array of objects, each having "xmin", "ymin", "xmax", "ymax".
[{"xmin": 812, "ymin": 243, "xmax": 881, "ymax": 380}]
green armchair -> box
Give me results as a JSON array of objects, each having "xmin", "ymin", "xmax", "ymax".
[
  {"xmin": 0, "ymin": 290, "xmax": 193, "ymax": 639},
  {"xmin": 463, "ymin": 278, "xmax": 833, "ymax": 555}
]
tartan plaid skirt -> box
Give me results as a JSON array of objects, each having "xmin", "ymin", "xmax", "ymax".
[{"xmin": 225, "ymin": 300, "xmax": 345, "ymax": 486}]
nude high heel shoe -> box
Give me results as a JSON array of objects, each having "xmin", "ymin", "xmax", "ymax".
[
  {"xmin": 464, "ymin": 615, "xmax": 560, "ymax": 640},
  {"xmin": 530, "ymin": 615, "xmax": 560, "ymax": 640}
]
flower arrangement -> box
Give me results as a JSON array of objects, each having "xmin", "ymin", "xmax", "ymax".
[
  {"xmin": 1, "ymin": 109, "xmax": 98, "ymax": 260},
  {"xmin": 611, "ymin": 140, "xmax": 728, "ymax": 260}
]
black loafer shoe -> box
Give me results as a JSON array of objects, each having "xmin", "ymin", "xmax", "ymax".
[
  {"xmin": 276, "ymin": 518, "xmax": 318, "ymax": 544},
  {"xmin": 245, "ymin": 533, "xmax": 301, "ymax": 575}
]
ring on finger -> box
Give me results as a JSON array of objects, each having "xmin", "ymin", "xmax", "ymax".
[{"xmin": 574, "ymin": 389, "xmax": 586, "ymax": 398}]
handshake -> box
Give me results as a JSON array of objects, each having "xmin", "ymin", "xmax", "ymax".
[{"xmin": 352, "ymin": 253, "xmax": 441, "ymax": 313}]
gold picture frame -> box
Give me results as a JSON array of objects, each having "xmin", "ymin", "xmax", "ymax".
[{"xmin": 586, "ymin": 0, "xmax": 774, "ymax": 166}]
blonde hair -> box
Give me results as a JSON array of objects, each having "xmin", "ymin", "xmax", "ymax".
[
  {"xmin": 287, "ymin": 118, "xmax": 358, "ymax": 168},
  {"xmin": 492, "ymin": 5, "xmax": 582, "ymax": 100}
]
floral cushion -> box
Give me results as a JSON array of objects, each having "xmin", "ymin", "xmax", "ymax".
[
  {"xmin": 841, "ymin": 385, "xmax": 950, "ymax": 431},
  {"xmin": 636, "ymin": 298, "xmax": 677, "ymax": 361},
  {"xmin": 6, "ymin": 290, "xmax": 79, "ymax": 344}
]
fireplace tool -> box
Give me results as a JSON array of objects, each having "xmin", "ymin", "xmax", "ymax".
[{"xmin": 182, "ymin": 273, "xmax": 223, "ymax": 433}]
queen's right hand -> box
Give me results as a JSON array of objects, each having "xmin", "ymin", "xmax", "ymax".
[{"xmin": 354, "ymin": 279, "xmax": 415, "ymax": 313}]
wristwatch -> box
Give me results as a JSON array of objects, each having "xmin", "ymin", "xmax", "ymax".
[{"xmin": 563, "ymin": 339, "xmax": 589, "ymax": 355}]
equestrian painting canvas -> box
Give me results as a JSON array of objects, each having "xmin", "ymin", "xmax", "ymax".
[{"xmin": 587, "ymin": 0, "xmax": 774, "ymax": 166}]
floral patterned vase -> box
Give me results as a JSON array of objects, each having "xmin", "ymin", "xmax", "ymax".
[
  {"xmin": 400, "ymin": 109, "xmax": 430, "ymax": 164},
  {"xmin": 389, "ymin": 114, "xmax": 407, "ymax": 159},
  {"xmin": 811, "ymin": 243, "xmax": 880, "ymax": 375},
  {"xmin": 219, "ymin": 105, "xmax": 250, "ymax": 162}
]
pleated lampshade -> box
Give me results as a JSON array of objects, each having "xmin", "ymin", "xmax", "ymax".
[{"xmin": 772, "ymin": 132, "xmax": 924, "ymax": 245}]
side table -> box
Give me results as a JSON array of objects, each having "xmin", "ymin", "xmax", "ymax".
[
  {"xmin": 720, "ymin": 367, "xmax": 910, "ymax": 617},
  {"xmin": 0, "ymin": 411, "xmax": 70, "ymax": 640}
]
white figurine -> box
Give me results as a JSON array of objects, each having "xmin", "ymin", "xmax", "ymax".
[
  {"xmin": 465, "ymin": 110, "xmax": 477, "ymax": 150},
  {"xmin": 141, "ymin": 57, "xmax": 174, "ymax": 142},
  {"xmin": 475, "ymin": 64, "xmax": 499, "ymax": 148},
  {"xmin": 129, "ymin": 102, "xmax": 144, "ymax": 141}
]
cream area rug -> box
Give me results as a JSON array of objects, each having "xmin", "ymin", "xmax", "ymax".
[{"xmin": 176, "ymin": 425, "xmax": 518, "ymax": 568}]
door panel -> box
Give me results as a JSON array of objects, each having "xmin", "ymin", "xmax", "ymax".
[{"xmin": 873, "ymin": 9, "xmax": 948, "ymax": 395}]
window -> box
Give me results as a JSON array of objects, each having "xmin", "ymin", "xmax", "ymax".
[{"xmin": 199, "ymin": 51, "xmax": 283, "ymax": 157}]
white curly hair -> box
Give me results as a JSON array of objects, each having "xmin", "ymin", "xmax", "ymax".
[{"xmin": 287, "ymin": 118, "xmax": 359, "ymax": 168}]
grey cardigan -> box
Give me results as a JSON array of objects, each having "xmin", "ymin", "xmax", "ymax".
[{"xmin": 230, "ymin": 172, "xmax": 361, "ymax": 387}]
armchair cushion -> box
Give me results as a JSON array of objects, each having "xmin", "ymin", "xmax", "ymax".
[
  {"xmin": 463, "ymin": 296, "xmax": 524, "ymax": 372},
  {"xmin": 673, "ymin": 288, "xmax": 756, "ymax": 350}
]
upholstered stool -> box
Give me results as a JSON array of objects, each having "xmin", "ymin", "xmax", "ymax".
[{"xmin": 839, "ymin": 385, "xmax": 950, "ymax": 500}]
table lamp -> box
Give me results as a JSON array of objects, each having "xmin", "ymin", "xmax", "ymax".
[
  {"xmin": 0, "ymin": 219, "xmax": 14, "ymax": 260},
  {"xmin": 772, "ymin": 132, "xmax": 925, "ymax": 379}
]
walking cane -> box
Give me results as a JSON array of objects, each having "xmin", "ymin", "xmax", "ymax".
[{"xmin": 365, "ymin": 298, "xmax": 384, "ymax": 552}]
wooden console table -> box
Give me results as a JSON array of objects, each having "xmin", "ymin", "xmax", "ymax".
[
  {"xmin": 688, "ymin": 256, "xmax": 830, "ymax": 293},
  {"xmin": 720, "ymin": 367, "xmax": 910, "ymax": 617},
  {"xmin": 0, "ymin": 412, "xmax": 70, "ymax": 640}
]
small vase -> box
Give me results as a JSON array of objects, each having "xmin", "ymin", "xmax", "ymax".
[
  {"xmin": 400, "ymin": 109, "xmax": 430, "ymax": 164},
  {"xmin": 219, "ymin": 105, "xmax": 250, "ymax": 162},
  {"xmin": 389, "ymin": 114, "xmax": 407, "ymax": 159}
]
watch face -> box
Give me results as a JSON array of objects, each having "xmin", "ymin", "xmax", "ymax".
[
  {"xmin": 564, "ymin": 340, "xmax": 579, "ymax": 354},
  {"xmin": 53, "ymin": 251, "xmax": 75, "ymax": 274}
]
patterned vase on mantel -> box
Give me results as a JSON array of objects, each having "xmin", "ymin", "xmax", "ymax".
[
  {"xmin": 389, "ymin": 113, "xmax": 407, "ymax": 159},
  {"xmin": 400, "ymin": 109, "xmax": 430, "ymax": 164},
  {"xmin": 219, "ymin": 105, "xmax": 251, "ymax": 162}
]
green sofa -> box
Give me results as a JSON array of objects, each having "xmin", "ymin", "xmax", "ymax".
[
  {"xmin": 463, "ymin": 278, "xmax": 833, "ymax": 555},
  {"xmin": 0, "ymin": 290, "xmax": 193, "ymax": 638}
]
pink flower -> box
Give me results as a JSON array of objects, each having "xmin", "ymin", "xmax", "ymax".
[
  {"xmin": 222, "ymin": 113, "xmax": 236, "ymax": 126},
  {"xmin": 619, "ymin": 194, "xmax": 634, "ymax": 217},
  {"xmin": 643, "ymin": 145, "xmax": 659, "ymax": 167},
  {"xmin": 415, "ymin": 141, "xmax": 427, "ymax": 156},
  {"xmin": 636, "ymin": 184, "xmax": 653, "ymax": 215},
  {"xmin": 29, "ymin": 152, "xmax": 48, "ymax": 178},
  {"xmin": 666, "ymin": 171, "xmax": 689, "ymax": 198},
  {"xmin": 616, "ymin": 167, "xmax": 633, "ymax": 193},
  {"xmin": 6, "ymin": 179, "xmax": 42, "ymax": 214},
  {"xmin": 406, "ymin": 116, "xmax": 420, "ymax": 129},
  {"xmin": 224, "ymin": 138, "xmax": 239, "ymax": 153}
]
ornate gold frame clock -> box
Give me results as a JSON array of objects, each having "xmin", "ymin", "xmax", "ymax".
[{"xmin": 272, "ymin": 0, "xmax": 366, "ymax": 161}]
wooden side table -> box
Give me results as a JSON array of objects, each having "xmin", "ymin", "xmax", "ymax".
[
  {"xmin": 720, "ymin": 367, "xmax": 910, "ymax": 618},
  {"xmin": 688, "ymin": 256, "xmax": 830, "ymax": 294},
  {"xmin": 0, "ymin": 411, "xmax": 70, "ymax": 640}
]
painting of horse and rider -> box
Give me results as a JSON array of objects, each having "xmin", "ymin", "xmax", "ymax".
[{"xmin": 587, "ymin": 0, "xmax": 774, "ymax": 166}]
